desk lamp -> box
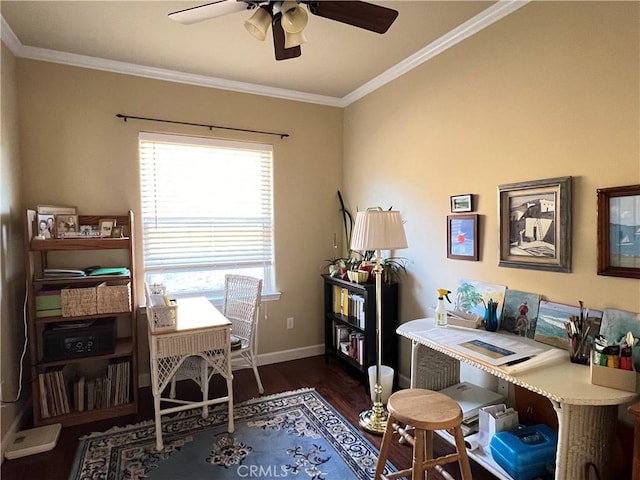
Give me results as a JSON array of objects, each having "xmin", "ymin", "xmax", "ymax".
[{"xmin": 350, "ymin": 208, "xmax": 407, "ymax": 434}]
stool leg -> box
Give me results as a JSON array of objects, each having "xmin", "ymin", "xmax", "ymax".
[
  {"xmin": 375, "ymin": 415, "xmax": 396, "ymax": 480},
  {"xmin": 452, "ymin": 425, "xmax": 473, "ymax": 480},
  {"xmin": 413, "ymin": 428, "xmax": 425, "ymax": 480}
]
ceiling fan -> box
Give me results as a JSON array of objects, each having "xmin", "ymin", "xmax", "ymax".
[{"xmin": 168, "ymin": 1, "xmax": 399, "ymax": 61}]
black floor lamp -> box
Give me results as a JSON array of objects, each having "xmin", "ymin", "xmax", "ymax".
[{"xmin": 350, "ymin": 207, "xmax": 407, "ymax": 434}]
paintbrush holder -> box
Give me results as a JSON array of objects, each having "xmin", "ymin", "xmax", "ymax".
[{"xmin": 568, "ymin": 338, "xmax": 590, "ymax": 365}]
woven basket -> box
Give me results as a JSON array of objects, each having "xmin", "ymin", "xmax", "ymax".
[
  {"xmin": 61, "ymin": 286, "xmax": 97, "ymax": 317},
  {"xmin": 145, "ymin": 283, "xmax": 178, "ymax": 332},
  {"xmin": 97, "ymin": 281, "xmax": 131, "ymax": 314}
]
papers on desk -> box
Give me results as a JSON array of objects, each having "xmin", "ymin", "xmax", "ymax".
[{"xmin": 424, "ymin": 326, "xmax": 547, "ymax": 367}]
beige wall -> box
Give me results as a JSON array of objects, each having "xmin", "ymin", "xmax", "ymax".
[
  {"xmin": 1, "ymin": 43, "xmax": 27, "ymax": 445},
  {"xmin": 344, "ymin": 2, "xmax": 640, "ymax": 379},
  {"xmin": 15, "ymin": 60, "xmax": 343, "ymax": 379}
]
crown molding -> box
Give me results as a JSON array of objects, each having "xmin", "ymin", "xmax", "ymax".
[{"xmin": 1, "ymin": 1, "xmax": 528, "ymax": 108}]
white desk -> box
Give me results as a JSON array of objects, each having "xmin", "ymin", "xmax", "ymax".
[
  {"xmin": 397, "ymin": 318, "xmax": 637, "ymax": 480},
  {"xmin": 148, "ymin": 297, "xmax": 234, "ymax": 451}
]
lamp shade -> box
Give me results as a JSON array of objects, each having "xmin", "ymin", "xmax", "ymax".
[
  {"xmin": 350, "ymin": 210, "xmax": 408, "ymax": 252},
  {"xmin": 244, "ymin": 6, "xmax": 272, "ymax": 41}
]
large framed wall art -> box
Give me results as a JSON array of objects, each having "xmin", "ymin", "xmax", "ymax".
[
  {"xmin": 597, "ymin": 184, "xmax": 640, "ymax": 279},
  {"xmin": 498, "ymin": 176, "xmax": 572, "ymax": 272}
]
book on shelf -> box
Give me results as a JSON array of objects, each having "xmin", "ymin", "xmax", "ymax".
[{"xmin": 39, "ymin": 360, "xmax": 131, "ymax": 416}]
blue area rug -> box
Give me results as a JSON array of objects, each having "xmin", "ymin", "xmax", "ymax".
[{"xmin": 68, "ymin": 388, "xmax": 396, "ymax": 479}]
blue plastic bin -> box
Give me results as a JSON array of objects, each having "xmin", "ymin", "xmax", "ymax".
[{"xmin": 489, "ymin": 424, "xmax": 557, "ymax": 480}]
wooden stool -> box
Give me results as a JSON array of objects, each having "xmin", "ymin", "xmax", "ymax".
[{"xmin": 375, "ymin": 388, "xmax": 473, "ymax": 480}]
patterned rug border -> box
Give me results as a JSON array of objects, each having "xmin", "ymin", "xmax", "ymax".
[
  {"xmin": 70, "ymin": 387, "xmax": 395, "ymax": 480},
  {"xmin": 78, "ymin": 387, "xmax": 317, "ymax": 441}
]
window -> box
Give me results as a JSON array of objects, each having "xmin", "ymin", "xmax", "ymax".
[{"xmin": 139, "ymin": 132, "xmax": 274, "ymax": 299}]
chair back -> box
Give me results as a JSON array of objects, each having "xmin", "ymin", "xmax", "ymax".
[{"xmin": 223, "ymin": 274, "xmax": 262, "ymax": 345}]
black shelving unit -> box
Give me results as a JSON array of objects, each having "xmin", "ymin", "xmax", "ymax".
[{"xmin": 322, "ymin": 274, "xmax": 399, "ymax": 386}]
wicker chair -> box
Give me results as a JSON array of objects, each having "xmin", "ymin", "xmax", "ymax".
[{"xmin": 169, "ymin": 274, "xmax": 264, "ymax": 397}]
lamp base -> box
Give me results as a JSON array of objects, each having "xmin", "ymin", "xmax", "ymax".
[{"xmin": 359, "ymin": 404, "xmax": 388, "ymax": 435}]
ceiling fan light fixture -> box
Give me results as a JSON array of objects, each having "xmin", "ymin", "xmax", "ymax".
[
  {"xmin": 284, "ymin": 30, "xmax": 307, "ymax": 49},
  {"xmin": 281, "ymin": 1, "xmax": 308, "ymax": 34},
  {"xmin": 244, "ymin": 6, "xmax": 272, "ymax": 41}
]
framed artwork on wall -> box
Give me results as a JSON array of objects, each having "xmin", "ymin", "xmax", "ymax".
[
  {"xmin": 498, "ymin": 176, "xmax": 572, "ymax": 272},
  {"xmin": 597, "ymin": 184, "xmax": 640, "ymax": 279},
  {"xmin": 450, "ymin": 194, "xmax": 473, "ymax": 213},
  {"xmin": 447, "ymin": 214, "xmax": 479, "ymax": 261}
]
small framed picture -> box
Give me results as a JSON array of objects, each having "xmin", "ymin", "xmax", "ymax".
[
  {"xmin": 55, "ymin": 214, "xmax": 79, "ymax": 236},
  {"xmin": 450, "ymin": 194, "xmax": 473, "ymax": 213},
  {"xmin": 99, "ymin": 219, "xmax": 116, "ymax": 237},
  {"xmin": 447, "ymin": 214, "xmax": 479, "ymax": 261},
  {"xmin": 110, "ymin": 226, "xmax": 123, "ymax": 238},
  {"xmin": 36, "ymin": 214, "xmax": 56, "ymax": 239}
]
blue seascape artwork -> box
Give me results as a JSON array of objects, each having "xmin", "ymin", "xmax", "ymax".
[
  {"xmin": 608, "ymin": 193, "xmax": 640, "ymax": 268},
  {"xmin": 534, "ymin": 301, "xmax": 602, "ymax": 350},
  {"xmin": 600, "ymin": 308, "xmax": 640, "ymax": 371}
]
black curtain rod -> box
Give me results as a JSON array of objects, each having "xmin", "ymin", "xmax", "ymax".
[{"xmin": 115, "ymin": 114, "xmax": 289, "ymax": 139}]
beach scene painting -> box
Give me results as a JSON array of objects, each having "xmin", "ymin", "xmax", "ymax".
[
  {"xmin": 501, "ymin": 290, "xmax": 541, "ymax": 339},
  {"xmin": 534, "ymin": 301, "xmax": 603, "ymax": 350},
  {"xmin": 453, "ymin": 278, "xmax": 507, "ymax": 322},
  {"xmin": 599, "ymin": 308, "xmax": 640, "ymax": 371}
]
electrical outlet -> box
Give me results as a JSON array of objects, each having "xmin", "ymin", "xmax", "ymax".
[{"xmin": 286, "ymin": 317, "xmax": 294, "ymax": 329}]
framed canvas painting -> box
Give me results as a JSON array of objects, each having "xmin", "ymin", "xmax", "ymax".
[
  {"xmin": 599, "ymin": 308, "xmax": 640, "ymax": 371},
  {"xmin": 498, "ymin": 177, "xmax": 572, "ymax": 272},
  {"xmin": 501, "ymin": 290, "xmax": 541, "ymax": 339},
  {"xmin": 452, "ymin": 278, "xmax": 507, "ymax": 322},
  {"xmin": 534, "ymin": 301, "xmax": 602, "ymax": 350},
  {"xmin": 597, "ymin": 184, "xmax": 640, "ymax": 279}
]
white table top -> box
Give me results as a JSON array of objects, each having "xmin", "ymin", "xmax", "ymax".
[
  {"xmin": 150, "ymin": 296, "xmax": 230, "ymax": 335},
  {"xmin": 398, "ymin": 318, "xmax": 638, "ymax": 406}
]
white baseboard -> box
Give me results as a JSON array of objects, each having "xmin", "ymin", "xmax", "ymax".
[{"xmin": 138, "ymin": 343, "xmax": 326, "ymax": 389}]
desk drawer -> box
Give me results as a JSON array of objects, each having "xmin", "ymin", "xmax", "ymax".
[{"xmin": 153, "ymin": 328, "xmax": 230, "ymax": 357}]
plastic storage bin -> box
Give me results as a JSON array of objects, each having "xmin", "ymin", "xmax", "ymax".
[{"xmin": 489, "ymin": 424, "xmax": 557, "ymax": 480}]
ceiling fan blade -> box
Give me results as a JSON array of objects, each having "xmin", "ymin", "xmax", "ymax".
[
  {"xmin": 305, "ymin": 1, "xmax": 398, "ymax": 34},
  {"xmin": 272, "ymin": 16, "xmax": 301, "ymax": 61},
  {"xmin": 168, "ymin": 1, "xmax": 249, "ymax": 25}
]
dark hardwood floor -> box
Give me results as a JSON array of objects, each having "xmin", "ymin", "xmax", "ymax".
[{"xmin": 1, "ymin": 355, "xmax": 498, "ymax": 480}]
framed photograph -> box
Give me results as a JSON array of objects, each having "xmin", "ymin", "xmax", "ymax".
[
  {"xmin": 110, "ymin": 226, "xmax": 123, "ymax": 238},
  {"xmin": 447, "ymin": 214, "xmax": 479, "ymax": 261},
  {"xmin": 498, "ymin": 176, "xmax": 572, "ymax": 272},
  {"xmin": 55, "ymin": 214, "xmax": 79, "ymax": 237},
  {"xmin": 37, "ymin": 204, "xmax": 76, "ymax": 216},
  {"xmin": 597, "ymin": 184, "xmax": 640, "ymax": 279},
  {"xmin": 450, "ymin": 194, "xmax": 473, "ymax": 213},
  {"xmin": 99, "ymin": 219, "xmax": 116, "ymax": 237},
  {"xmin": 36, "ymin": 214, "xmax": 56, "ymax": 239}
]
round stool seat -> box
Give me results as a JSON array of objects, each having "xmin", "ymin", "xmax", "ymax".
[{"xmin": 387, "ymin": 388, "xmax": 463, "ymax": 431}]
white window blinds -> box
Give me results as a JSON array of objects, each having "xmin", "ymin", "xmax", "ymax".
[{"xmin": 139, "ymin": 132, "xmax": 274, "ymax": 298}]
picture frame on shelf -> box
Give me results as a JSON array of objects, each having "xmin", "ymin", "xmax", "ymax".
[
  {"xmin": 450, "ymin": 194, "xmax": 473, "ymax": 213},
  {"xmin": 498, "ymin": 176, "xmax": 572, "ymax": 272},
  {"xmin": 36, "ymin": 214, "xmax": 55, "ymax": 239},
  {"xmin": 110, "ymin": 226, "xmax": 123, "ymax": 238},
  {"xmin": 37, "ymin": 205, "xmax": 76, "ymax": 216},
  {"xmin": 447, "ymin": 214, "xmax": 479, "ymax": 261},
  {"xmin": 597, "ymin": 184, "xmax": 640, "ymax": 279},
  {"xmin": 99, "ymin": 219, "xmax": 116, "ymax": 237},
  {"xmin": 55, "ymin": 214, "xmax": 79, "ymax": 237}
]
